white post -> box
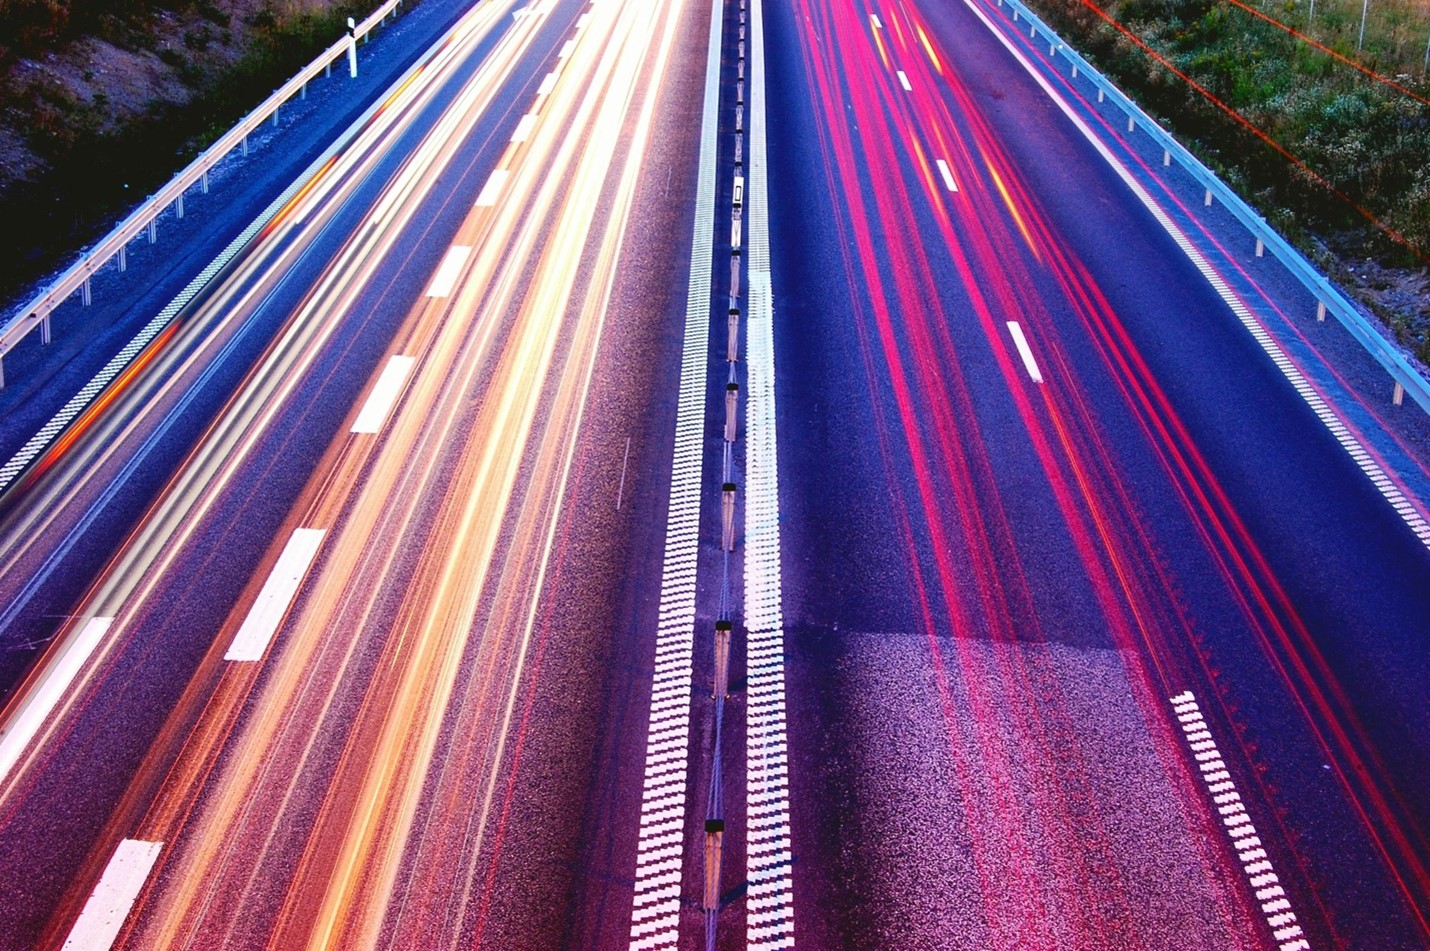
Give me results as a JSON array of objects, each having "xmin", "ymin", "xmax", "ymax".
[
  {"xmin": 1316, "ymin": 300, "xmax": 1326, "ymax": 321},
  {"xmin": 348, "ymin": 17, "xmax": 359, "ymax": 77},
  {"xmin": 1357, "ymin": 0, "xmax": 1368, "ymax": 51},
  {"xmin": 1393, "ymin": 381, "xmax": 1405, "ymax": 405},
  {"xmin": 119, "ymin": 245, "xmax": 127, "ymax": 272},
  {"xmin": 176, "ymin": 193, "xmax": 184, "ymax": 218}
]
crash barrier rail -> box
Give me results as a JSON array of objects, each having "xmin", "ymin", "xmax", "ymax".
[
  {"xmin": 987, "ymin": 0, "xmax": 1430, "ymax": 414},
  {"xmin": 0, "ymin": 0, "xmax": 406, "ymax": 386}
]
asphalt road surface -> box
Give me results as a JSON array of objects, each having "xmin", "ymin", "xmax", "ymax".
[{"xmin": 0, "ymin": 0, "xmax": 1425, "ymax": 948}]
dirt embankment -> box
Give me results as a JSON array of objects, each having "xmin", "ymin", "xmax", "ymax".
[{"xmin": 0, "ymin": 0, "xmax": 367, "ymax": 305}]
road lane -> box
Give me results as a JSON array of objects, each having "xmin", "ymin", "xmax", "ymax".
[
  {"xmin": 4, "ymin": 0, "xmax": 708, "ymax": 947},
  {"xmin": 768, "ymin": 0, "xmax": 1429, "ymax": 946}
]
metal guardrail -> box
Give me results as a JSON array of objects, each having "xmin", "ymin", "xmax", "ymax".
[
  {"xmin": 990, "ymin": 0, "xmax": 1430, "ymax": 415},
  {"xmin": 0, "ymin": 0, "xmax": 406, "ymax": 386}
]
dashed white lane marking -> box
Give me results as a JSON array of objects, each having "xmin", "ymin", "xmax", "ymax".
[
  {"xmin": 511, "ymin": 112, "xmax": 539, "ymax": 143},
  {"xmin": 627, "ymin": 0, "xmax": 724, "ymax": 945},
  {"xmin": 1007, "ymin": 321, "xmax": 1044, "ymax": 383},
  {"xmin": 936, "ymin": 158, "xmax": 959, "ymax": 193},
  {"xmin": 424, "ymin": 244, "xmax": 472, "ymax": 298},
  {"xmin": 558, "ymin": 38, "xmax": 576, "ymax": 59},
  {"xmin": 351, "ymin": 355, "xmax": 416, "ymax": 434},
  {"xmin": 963, "ymin": 0, "xmax": 1430, "ymax": 554},
  {"xmin": 897, "ymin": 69, "xmax": 913, "ymax": 91},
  {"xmin": 0, "ymin": 615, "xmax": 112, "ymax": 785},
  {"xmin": 746, "ymin": 0, "xmax": 795, "ymax": 945},
  {"xmin": 536, "ymin": 70, "xmax": 559, "ymax": 97},
  {"xmin": 871, "ymin": 12, "xmax": 884, "ymax": 29},
  {"xmin": 1170, "ymin": 692, "xmax": 1310, "ymax": 950},
  {"xmin": 225, "ymin": 527, "xmax": 326, "ymax": 662},
  {"xmin": 474, "ymin": 168, "xmax": 511, "ymax": 208},
  {"xmin": 62, "ymin": 839, "xmax": 163, "ymax": 951}
]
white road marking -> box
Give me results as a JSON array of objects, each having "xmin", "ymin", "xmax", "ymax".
[
  {"xmin": 474, "ymin": 168, "xmax": 510, "ymax": 208},
  {"xmin": 1170, "ymin": 692, "xmax": 1309, "ymax": 950},
  {"xmin": 0, "ymin": 616, "xmax": 112, "ymax": 785},
  {"xmin": 871, "ymin": 13, "xmax": 884, "ymax": 29},
  {"xmin": 746, "ymin": 0, "xmax": 795, "ymax": 945},
  {"xmin": 62, "ymin": 839, "xmax": 163, "ymax": 951},
  {"xmin": 558, "ymin": 39, "xmax": 576, "ymax": 59},
  {"xmin": 511, "ymin": 113, "xmax": 538, "ymax": 143},
  {"xmin": 937, "ymin": 158, "xmax": 959, "ymax": 192},
  {"xmin": 897, "ymin": 69, "xmax": 912, "ymax": 91},
  {"xmin": 627, "ymin": 0, "xmax": 724, "ymax": 945},
  {"xmin": 424, "ymin": 244, "xmax": 472, "ymax": 298},
  {"xmin": 537, "ymin": 70, "xmax": 559, "ymax": 96},
  {"xmin": 351, "ymin": 355, "xmax": 416, "ymax": 434},
  {"xmin": 1006, "ymin": 321, "xmax": 1043, "ymax": 383},
  {"xmin": 965, "ymin": 0, "xmax": 1430, "ymax": 553},
  {"xmin": 225, "ymin": 528, "xmax": 326, "ymax": 661}
]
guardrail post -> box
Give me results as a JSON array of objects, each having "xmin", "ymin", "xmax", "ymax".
[
  {"xmin": 1394, "ymin": 382, "xmax": 1405, "ymax": 406},
  {"xmin": 1255, "ymin": 238, "xmax": 1265, "ymax": 257},
  {"xmin": 1316, "ymin": 301, "xmax": 1326, "ymax": 322},
  {"xmin": 119, "ymin": 246, "xmax": 127, "ymax": 272},
  {"xmin": 176, "ymin": 194, "xmax": 185, "ymax": 219},
  {"xmin": 201, "ymin": 170, "xmax": 210, "ymax": 194},
  {"xmin": 41, "ymin": 314, "xmax": 51, "ymax": 344},
  {"xmin": 148, "ymin": 219, "xmax": 157, "ymax": 244},
  {"xmin": 301, "ymin": 82, "xmax": 307, "ymax": 100},
  {"xmin": 242, "ymin": 135, "xmax": 249, "ymax": 157},
  {"xmin": 713, "ymin": 620, "xmax": 732, "ymax": 698},
  {"xmin": 704, "ymin": 818, "xmax": 724, "ymax": 911},
  {"xmin": 1127, "ymin": 114, "xmax": 1135, "ymax": 132},
  {"xmin": 272, "ymin": 107, "xmax": 280, "ymax": 127},
  {"xmin": 82, "ymin": 277, "xmax": 91, "ymax": 307},
  {"xmin": 1072, "ymin": 64, "xmax": 1078, "ymax": 78},
  {"xmin": 1163, "ymin": 150, "xmax": 1171, "ymax": 166},
  {"xmin": 348, "ymin": 18, "xmax": 359, "ymax": 78},
  {"xmin": 1098, "ymin": 87, "xmax": 1105, "ymax": 103},
  {"xmin": 728, "ymin": 307, "xmax": 740, "ymax": 362},
  {"xmin": 725, "ymin": 383, "xmax": 740, "ymax": 442},
  {"xmin": 1204, "ymin": 188, "xmax": 1213, "ymax": 206}
]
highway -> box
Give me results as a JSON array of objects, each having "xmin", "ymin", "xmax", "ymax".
[{"xmin": 0, "ymin": 0, "xmax": 1425, "ymax": 947}]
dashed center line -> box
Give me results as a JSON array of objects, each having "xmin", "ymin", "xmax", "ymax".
[
  {"xmin": 1170, "ymin": 692, "xmax": 1310, "ymax": 951},
  {"xmin": 224, "ymin": 527, "xmax": 326, "ymax": 662},
  {"xmin": 936, "ymin": 158, "xmax": 959, "ymax": 192},
  {"xmin": 474, "ymin": 168, "xmax": 510, "ymax": 208},
  {"xmin": 0, "ymin": 615, "xmax": 113, "ymax": 786},
  {"xmin": 351, "ymin": 354, "xmax": 416, "ymax": 434},
  {"xmin": 1006, "ymin": 320, "xmax": 1043, "ymax": 383},
  {"xmin": 62, "ymin": 839, "xmax": 164, "ymax": 951},
  {"xmin": 536, "ymin": 70, "xmax": 559, "ymax": 97},
  {"xmin": 424, "ymin": 244, "xmax": 472, "ymax": 298},
  {"xmin": 511, "ymin": 112, "xmax": 539, "ymax": 143}
]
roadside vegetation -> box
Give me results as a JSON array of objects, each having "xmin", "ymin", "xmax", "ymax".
[
  {"xmin": 1019, "ymin": 0, "xmax": 1430, "ymax": 361},
  {"xmin": 0, "ymin": 0, "xmax": 375, "ymax": 306}
]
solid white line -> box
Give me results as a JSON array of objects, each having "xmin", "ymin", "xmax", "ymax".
[
  {"xmin": 351, "ymin": 355, "xmax": 416, "ymax": 434},
  {"xmin": 627, "ymin": 0, "xmax": 724, "ymax": 943},
  {"xmin": 62, "ymin": 839, "xmax": 163, "ymax": 950},
  {"xmin": 897, "ymin": 69, "xmax": 912, "ymax": 91},
  {"xmin": 746, "ymin": 0, "xmax": 795, "ymax": 945},
  {"xmin": 511, "ymin": 113, "xmax": 538, "ymax": 143},
  {"xmin": 475, "ymin": 168, "xmax": 510, "ymax": 208},
  {"xmin": 0, "ymin": 616, "xmax": 112, "ymax": 785},
  {"xmin": 424, "ymin": 244, "xmax": 472, "ymax": 298},
  {"xmin": 1007, "ymin": 321, "xmax": 1044, "ymax": 383},
  {"xmin": 537, "ymin": 70, "xmax": 559, "ymax": 96},
  {"xmin": 225, "ymin": 528, "xmax": 326, "ymax": 661},
  {"xmin": 937, "ymin": 158, "xmax": 959, "ymax": 192}
]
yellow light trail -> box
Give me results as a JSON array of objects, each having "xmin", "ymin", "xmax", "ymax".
[{"xmin": 19, "ymin": 0, "xmax": 693, "ymax": 947}]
